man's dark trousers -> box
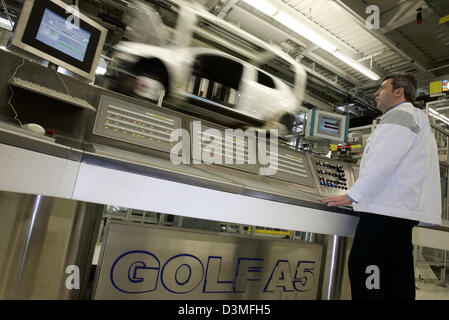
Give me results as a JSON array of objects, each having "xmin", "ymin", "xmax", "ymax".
[{"xmin": 348, "ymin": 212, "xmax": 419, "ymax": 300}]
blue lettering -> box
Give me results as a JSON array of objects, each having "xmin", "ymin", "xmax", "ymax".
[
  {"xmin": 160, "ymin": 254, "xmax": 204, "ymax": 294},
  {"xmin": 233, "ymin": 258, "xmax": 263, "ymax": 293},
  {"xmin": 110, "ymin": 250, "xmax": 160, "ymax": 294},
  {"xmin": 293, "ymin": 260, "xmax": 315, "ymax": 292},
  {"xmin": 263, "ymin": 260, "xmax": 294, "ymax": 292},
  {"xmin": 203, "ymin": 256, "xmax": 234, "ymax": 293}
]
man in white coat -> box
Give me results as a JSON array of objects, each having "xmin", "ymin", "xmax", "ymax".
[{"xmin": 322, "ymin": 73, "xmax": 441, "ymax": 300}]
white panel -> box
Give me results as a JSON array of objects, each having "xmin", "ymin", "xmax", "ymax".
[
  {"xmin": 73, "ymin": 163, "xmax": 359, "ymax": 237},
  {"xmin": 0, "ymin": 143, "xmax": 79, "ymax": 197},
  {"xmin": 413, "ymin": 227, "xmax": 449, "ymax": 251},
  {"xmin": 55, "ymin": 160, "xmax": 81, "ymax": 199}
]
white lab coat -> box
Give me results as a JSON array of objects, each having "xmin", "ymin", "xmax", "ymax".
[{"xmin": 347, "ymin": 102, "xmax": 442, "ymax": 225}]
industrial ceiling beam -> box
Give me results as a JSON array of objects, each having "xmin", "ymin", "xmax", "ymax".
[
  {"xmin": 379, "ymin": 0, "xmax": 430, "ymax": 33},
  {"xmin": 217, "ymin": 0, "xmax": 239, "ymax": 18},
  {"xmin": 334, "ymin": 0, "xmax": 433, "ymax": 74},
  {"xmin": 224, "ymin": 4, "xmax": 364, "ymax": 87}
]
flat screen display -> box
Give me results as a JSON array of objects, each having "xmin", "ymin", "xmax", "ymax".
[
  {"xmin": 318, "ymin": 115, "xmax": 340, "ymax": 136},
  {"xmin": 36, "ymin": 9, "xmax": 91, "ymax": 62},
  {"xmin": 17, "ymin": 0, "xmax": 105, "ymax": 77},
  {"xmin": 443, "ymin": 80, "xmax": 448, "ymax": 92}
]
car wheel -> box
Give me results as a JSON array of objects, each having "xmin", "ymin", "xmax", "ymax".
[
  {"xmin": 132, "ymin": 59, "xmax": 169, "ymax": 102},
  {"xmin": 279, "ymin": 112, "xmax": 296, "ymax": 133},
  {"xmin": 133, "ymin": 75, "xmax": 165, "ymax": 102}
]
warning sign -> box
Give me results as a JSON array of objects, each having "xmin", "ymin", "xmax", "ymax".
[{"xmin": 430, "ymin": 80, "xmax": 443, "ymax": 95}]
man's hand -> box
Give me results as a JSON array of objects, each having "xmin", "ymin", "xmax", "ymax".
[{"xmin": 321, "ymin": 194, "xmax": 353, "ymax": 207}]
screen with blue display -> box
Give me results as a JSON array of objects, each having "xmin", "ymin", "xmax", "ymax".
[
  {"xmin": 35, "ymin": 8, "xmax": 91, "ymax": 62},
  {"xmin": 318, "ymin": 115, "xmax": 341, "ymax": 136}
]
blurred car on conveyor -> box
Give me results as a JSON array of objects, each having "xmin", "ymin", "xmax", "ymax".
[{"xmin": 107, "ymin": 0, "xmax": 307, "ymax": 137}]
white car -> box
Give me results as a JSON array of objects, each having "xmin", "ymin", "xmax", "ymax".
[{"xmin": 107, "ymin": 1, "xmax": 307, "ymax": 136}]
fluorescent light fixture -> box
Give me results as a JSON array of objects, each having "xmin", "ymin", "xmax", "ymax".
[
  {"xmin": 0, "ymin": 16, "xmax": 14, "ymax": 31},
  {"xmin": 241, "ymin": 0, "xmax": 381, "ymax": 81},
  {"xmin": 273, "ymin": 12, "xmax": 337, "ymax": 53},
  {"xmin": 95, "ymin": 66, "xmax": 107, "ymax": 75},
  {"xmin": 430, "ymin": 114, "xmax": 449, "ymax": 126},
  {"xmin": 96, "ymin": 57, "xmax": 108, "ymax": 75},
  {"xmin": 241, "ymin": 0, "xmax": 278, "ymax": 16},
  {"xmin": 429, "ymin": 108, "xmax": 449, "ymax": 126},
  {"xmin": 332, "ymin": 51, "xmax": 380, "ymax": 80}
]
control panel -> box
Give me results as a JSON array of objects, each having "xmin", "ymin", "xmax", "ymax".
[
  {"xmin": 190, "ymin": 120, "xmax": 258, "ymax": 174},
  {"xmin": 307, "ymin": 155, "xmax": 354, "ymax": 196},
  {"xmin": 351, "ymin": 165, "xmax": 360, "ymax": 181},
  {"xmin": 93, "ymin": 94, "xmax": 182, "ymax": 153},
  {"xmin": 260, "ymin": 146, "xmax": 316, "ymax": 189}
]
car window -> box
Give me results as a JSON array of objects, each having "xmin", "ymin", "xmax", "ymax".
[{"xmin": 257, "ymin": 71, "xmax": 276, "ymax": 89}]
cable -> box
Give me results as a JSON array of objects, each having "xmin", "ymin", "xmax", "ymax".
[
  {"xmin": 7, "ymin": 58, "xmax": 25, "ymax": 128},
  {"xmin": 55, "ymin": 69, "xmax": 71, "ymax": 96}
]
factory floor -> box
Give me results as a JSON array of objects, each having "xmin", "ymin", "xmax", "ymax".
[
  {"xmin": 416, "ymin": 281, "xmax": 449, "ymax": 300},
  {"xmin": 415, "ymin": 263, "xmax": 449, "ymax": 300}
]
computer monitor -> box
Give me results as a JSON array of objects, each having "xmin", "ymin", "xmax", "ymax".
[
  {"xmin": 305, "ymin": 109, "xmax": 349, "ymax": 143},
  {"xmin": 10, "ymin": 0, "xmax": 107, "ymax": 81}
]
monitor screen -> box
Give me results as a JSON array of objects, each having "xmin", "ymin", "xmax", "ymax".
[
  {"xmin": 443, "ymin": 80, "xmax": 448, "ymax": 92},
  {"xmin": 36, "ymin": 9, "xmax": 91, "ymax": 63},
  {"xmin": 318, "ymin": 115, "xmax": 341, "ymax": 136},
  {"xmin": 11, "ymin": 0, "xmax": 106, "ymax": 80}
]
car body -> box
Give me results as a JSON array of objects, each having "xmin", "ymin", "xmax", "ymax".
[{"xmin": 107, "ymin": 1, "xmax": 307, "ymax": 136}]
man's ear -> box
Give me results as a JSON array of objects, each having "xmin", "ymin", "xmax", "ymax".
[{"xmin": 394, "ymin": 87, "xmax": 405, "ymax": 97}]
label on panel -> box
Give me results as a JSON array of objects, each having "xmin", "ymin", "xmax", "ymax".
[
  {"xmin": 94, "ymin": 222, "xmax": 322, "ymax": 300},
  {"xmin": 93, "ymin": 95, "xmax": 182, "ymax": 153}
]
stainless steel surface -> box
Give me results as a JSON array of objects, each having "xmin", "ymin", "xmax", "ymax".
[
  {"xmin": 83, "ymin": 146, "xmax": 244, "ymax": 195},
  {"xmin": 351, "ymin": 165, "xmax": 360, "ymax": 182},
  {"xmin": 319, "ymin": 235, "xmax": 353, "ymax": 300},
  {"xmin": 191, "ymin": 119, "xmax": 258, "ymax": 174},
  {"xmin": 261, "ymin": 146, "xmax": 317, "ymax": 188},
  {"xmin": 94, "ymin": 221, "xmax": 323, "ymax": 300},
  {"xmin": 0, "ymin": 121, "xmax": 83, "ymax": 161},
  {"xmin": 307, "ymin": 154, "xmax": 355, "ymax": 197},
  {"xmin": 10, "ymin": 77, "xmax": 96, "ymax": 112},
  {"xmin": 0, "ymin": 191, "xmax": 103, "ymax": 299}
]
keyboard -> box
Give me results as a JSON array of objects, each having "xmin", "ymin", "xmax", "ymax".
[{"xmin": 10, "ymin": 77, "xmax": 96, "ymax": 112}]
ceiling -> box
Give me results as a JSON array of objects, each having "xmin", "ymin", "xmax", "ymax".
[
  {"xmin": 213, "ymin": 0, "xmax": 449, "ymax": 113},
  {"xmin": 1, "ymin": 0, "xmax": 448, "ymax": 122}
]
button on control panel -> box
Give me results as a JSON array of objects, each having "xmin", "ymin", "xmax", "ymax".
[{"xmin": 307, "ymin": 155, "xmax": 354, "ymax": 196}]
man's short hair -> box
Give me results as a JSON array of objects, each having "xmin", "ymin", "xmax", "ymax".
[{"xmin": 382, "ymin": 73, "xmax": 417, "ymax": 103}]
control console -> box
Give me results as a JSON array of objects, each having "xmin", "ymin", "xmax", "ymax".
[{"xmin": 307, "ymin": 155, "xmax": 355, "ymax": 196}]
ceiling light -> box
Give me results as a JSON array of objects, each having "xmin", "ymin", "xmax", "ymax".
[
  {"xmin": 0, "ymin": 17, "xmax": 14, "ymax": 31},
  {"xmin": 430, "ymin": 113, "xmax": 449, "ymax": 126},
  {"xmin": 273, "ymin": 12, "xmax": 337, "ymax": 53},
  {"xmin": 95, "ymin": 66, "xmax": 107, "ymax": 75},
  {"xmin": 429, "ymin": 108, "xmax": 449, "ymax": 125},
  {"xmin": 241, "ymin": 0, "xmax": 278, "ymax": 16},
  {"xmin": 241, "ymin": 0, "xmax": 380, "ymax": 81},
  {"xmin": 332, "ymin": 51, "xmax": 380, "ymax": 80}
]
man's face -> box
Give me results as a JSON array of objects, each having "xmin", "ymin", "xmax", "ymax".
[{"xmin": 375, "ymin": 79, "xmax": 396, "ymax": 114}]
